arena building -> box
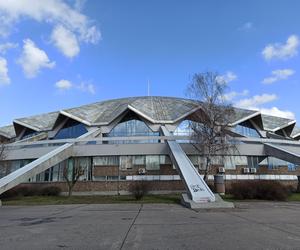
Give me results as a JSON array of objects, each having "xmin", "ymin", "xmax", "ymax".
[{"xmin": 0, "ymin": 96, "xmax": 299, "ymax": 202}]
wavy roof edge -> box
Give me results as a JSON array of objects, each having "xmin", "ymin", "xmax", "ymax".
[{"xmin": 0, "ymin": 96, "xmax": 298, "ymax": 138}]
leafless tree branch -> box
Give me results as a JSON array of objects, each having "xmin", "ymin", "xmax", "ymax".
[{"xmin": 187, "ymin": 72, "xmax": 237, "ymax": 182}]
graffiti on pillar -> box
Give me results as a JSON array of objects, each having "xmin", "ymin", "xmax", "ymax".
[{"xmin": 190, "ymin": 184, "xmax": 205, "ymax": 193}]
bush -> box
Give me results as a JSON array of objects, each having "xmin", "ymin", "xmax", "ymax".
[
  {"xmin": 0, "ymin": 185, "xmax": 61, "ymax": 199},
  {"xmin": 40, "ymin": 186, "xmax": 61, "ymax": 196},
  {"xmin": 129, "ymin": 181, "xmax": 149, "ymax": 200},
  {"xmin": 0, "ymin": 188, "xmax": 18, "ymax": 199},
  {"xmin": 229, "ymin": 181, "xmax": 290, "ymax": 201}
]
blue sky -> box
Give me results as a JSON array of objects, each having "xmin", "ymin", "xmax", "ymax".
[{"xmin": 0, "ymin": 0, "xmax": 300, "ymax": 126}]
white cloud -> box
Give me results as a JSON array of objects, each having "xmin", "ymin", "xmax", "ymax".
[
  {"xmin": 235, "ymin": 93, "xmax": 295, "ymax": 119},
  {"xmin": 223, "ymin": 89, "xmax": 248, "ymax": 101},
  {"xmin": 0, "ymin": 57, "xmax": 10, "ymax": 85},
  {"xmin": 55, "ymin": 79, "xmax": 95, "ymax": 94},
  {"xmin": 18, "ymin": 39, "xmax": 55, "ymax": 78},
  {"xmin": 262, "ymin": 69, "xmax": 295, "ymax": 84},
  {"xmin": 0, "ymin": 0, "xmax": 100, "ymax": 56},
  {"xmin": 55, "ymin": 79, "xmax": 72, "ymax": 90},
  {"xmin": 77, "ymin": 82, "xmax": 95, "ymax": 94},
  {"xmin": 51, "ymin": 25, "xmax": 80, "ymax": 58},
  {"xmin": 0, "ymin": 42, "xmax": 18, "ymax": 54},
  {"xmin": 238, "ymin": 22, "xmax": 253, "ymax": 31},
  {"xmin": 235, "ymin": 93, "xmax": 277, "ymax": 109},
  {"xmin": 260, "ymin": 107, "xmax": 295, "ymax": 120},
  {"xmin": 217, "ymin": 71, "xmax": 237, "ymax": 83},
  {"xmin": 262, "ymin": 35, "xmax": 299, "ymax": 60}
]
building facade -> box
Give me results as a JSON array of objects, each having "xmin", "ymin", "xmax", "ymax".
[{"xmin": 0, "ymin": 96, "xmax": 300, "ymax": 196}]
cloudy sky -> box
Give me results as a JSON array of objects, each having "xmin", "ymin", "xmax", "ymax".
[{"xmin": 0, "ymin": 0, "xmax": 300, "ymax": 126}]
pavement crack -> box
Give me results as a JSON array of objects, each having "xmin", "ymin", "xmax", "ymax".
[{"xmin": 119, "ymin": 204, "xmax": 143, "ymax": 250}]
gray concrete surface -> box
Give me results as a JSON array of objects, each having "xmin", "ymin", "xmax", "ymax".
[{"xmin": 1, "ymin": 202, "xmax": 300, "ymax": 250}]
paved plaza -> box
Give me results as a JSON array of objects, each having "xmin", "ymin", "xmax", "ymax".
[{"xmin": 1, "ymin": 202, "xmax": 300, "ymax": 250}]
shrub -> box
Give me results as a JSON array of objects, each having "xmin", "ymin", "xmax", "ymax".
[
  {"xmin": 229, "ymin": 181, "xmax": 290, "ymax": 201},
  {"xmin": 0, "ymin": 185, "xmax": 61, "ymax": 199},
  {"xmin": 129, "ymin": 181, "xmax": 149, "ymax": 200},
  {"xmin": 40, "ymin": 186, "xmax": 61, "ymax": 196},
  {"xmin": 0, "ymin": 188, "xmax": 18, "ymax": 199}
]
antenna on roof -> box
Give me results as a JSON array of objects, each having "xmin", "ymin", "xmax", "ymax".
[{"xmin": 147, "ymin": 79, "xmax": 150, "ymax": 96}]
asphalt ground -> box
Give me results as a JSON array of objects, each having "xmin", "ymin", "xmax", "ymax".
[{"xmin": 1, "ymin": 202, "xmax": 300, "ymax": 250}]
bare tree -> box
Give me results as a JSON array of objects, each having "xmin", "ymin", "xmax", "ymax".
[
  {"xmin": 187, "ymin": 72, "xmax": 236, "ymax": 182},
  {"xmin": 0, "ymin": 139, "xmax": 8, "ymax": 179},
  {"xmin": 0, "ymin": 142, "xmax": 6, "ymax": 161},
  {"xmin": 63, "ymin": 159, "xmax": 85, "ymax": 197}
]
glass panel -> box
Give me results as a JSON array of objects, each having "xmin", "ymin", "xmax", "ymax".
[
  {"xmin": 146, "ymin": 155, "xmax": 160, "ymax": 170},
  {"xmin": 107, "ymin": 119, "xmax": 159, "ymax": 143},
  {"xmin": 120, "ymin": 156, "xmax": 133, "ymax": 170},
  {"xmin": 54, "ymin": 119, "xmax": 87, "ymax": 139},
  {"xmin": 93, "ymin": 156, "xmax": 119, "ymax": 166},
  {"xmin": 159, "ymin": 155, "xmax": 171, "ymax": 164},
  {"xmin": 133, "ymin": 155, "xmax": 145, "ymax": 165},
  {"xmin": 268, "ymin": 157, "xmax": 288, "ymax": 170},
  {"xmin": 22, "ymin": 129, "xmax": 40, "ymax": 139},
  {"xmin": 76, "ymin": 157, "xmax": 91, "ymax": 181},
  {"xmin": 52, "ymin": 165, "xmax": 59, "ymax": 181},
  {"xmin": 107, "ymin": 176, "xmax": 119, "ymax": 181},
  {"xmin": 94, "ymin": 176, "xmax": 107, "ymax": 181},
  {"xmin": 188, "ymin": 155, "xmax": 198, "ymax": 165},
  {"xmin": 174, "ymin": 120, "xmax": 193, "ymax": 136},
  {"xmin": 233, "ymin": 121, "xmax": 260, "ymax": 138},
  {"xmin": 224, "ymin": 156, "xmax": 247, "ymax": 169}
]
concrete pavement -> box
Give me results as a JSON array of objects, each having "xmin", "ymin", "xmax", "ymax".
[{"xmin": 0, "ymin": 202, "xmax": 300, "ymax": 249}]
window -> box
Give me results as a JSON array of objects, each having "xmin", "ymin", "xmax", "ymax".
[
  {"xmin": 233, "ymin": 121, "xmax": 260, "ymax": 138},
  {"xmin": 159, "ymin": 155, "xmax": 171, "ymax": 165},
  {"xmin": 54, "ymin": 119, "xmax": 87, "ymax": 139},
  {"xmin": 247, "ymin": 156, "xmax": 267, "ymax": 169},
  {"xmin": 120, "ymin": 156, "xmax": 133, "ymax": 170},
  {"xmin": 174, "ymin": 120, "xmax": 193, "ymax": 136},
  {"xmin": 224, "ymin": 156, "xmax": 247, "ymax": 169},
  {"xmin": 21, "ymin": 129, "xmax": 40, "ymax": 139},
  {"xmin": 146, "ymin": 155, "xmax": 160, "ymax": 170},
  {"xmin": 268, "ymin": 157, "xmax": 295, "ymax": 170},
  {"xmin": 107, "ymin": 119, "xmax": 159, "ymax": 143},
  {"xmin": 133, "ymin": 155, "xmax": 145, "ymax": 165},
  {"xmin": 188, "ymin": 155, "xmax": 199, "ymax": 166},
  {"xmin": 93, "ymin": 156, "xmax": 119, "ymax": 166}
]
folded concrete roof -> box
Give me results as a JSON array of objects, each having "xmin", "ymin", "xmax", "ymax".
[
  {"xmin": 0, "ymin": 96, "xmax": 297, "ymax": 138},
  {"xmin": 261, "ymin": 114, "xmax": 296, "ymax": 132},
  {"xmin": 0, "ymin": 125, "xmax": 16, "ymax": 139}
]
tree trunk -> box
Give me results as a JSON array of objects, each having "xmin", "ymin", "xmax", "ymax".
[
  {"xmin": 67, "ymin": 183, "xmax": 73, "ymax": 197},
  {"xmin": 203, "ymin": 156, "xmax": 210, "ymax": 183},
  {"xmin": 68, "ymin": 188, "xmax": 72, "ymax": 197}
]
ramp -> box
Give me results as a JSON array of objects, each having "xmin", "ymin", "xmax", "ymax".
[
  {"xmin": 0, "ymin": 128, "xmax": 101, "ymax": 195},
  {"xmin": 161, "ymin": 126, "xmax": 215, "ymax": 203},
  {"xmin": 264, "ymin": 143, "xmax": 300, "ymax": 165},
  {"xmin": 0, "ymin": 143, "xmax": 73, "ymax": 195}
]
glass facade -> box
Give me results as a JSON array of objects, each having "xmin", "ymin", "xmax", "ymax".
[
  {"xmin": 21, "ymin": 129, "xmax": 40, "ymax": 140},
  {"xmin": 233, "ymin": 121, "xmax": 260, "ymax": 138},
  {"xmin": 174, "ymin": 120, "xmax": 193, "ymax": 136},
  {"xmin": 267, "ymin": 157, "xmax": 298, "ymax": 171},
  {"xmin": 106, "ymin": 119, "xmax": 159, "ymax": 143},
  {"xmin": 224, "ymin": 156, "xmax": 248, "ymax": 169},
  {"xmin": 54, "ymin": 119, "xmax": 88, "ymax": 139}
]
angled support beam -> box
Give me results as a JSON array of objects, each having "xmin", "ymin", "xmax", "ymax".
[{"xmin": 161, "ymin": 126, "xmax": 215, "ymax": 203}]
